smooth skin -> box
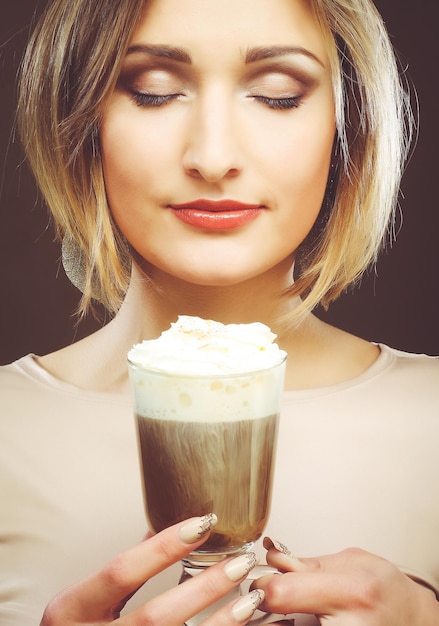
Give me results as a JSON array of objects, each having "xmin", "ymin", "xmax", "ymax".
[
  {"xmin": 40, "ymin": 518, "xmax": 264, "ymax": 625},
  {"xmin": 38, "ymin": 0, "xmax": 439, "ymax": 624},
  {"xmin": 253, "ymin": 543, "xmax": 439, "ymax": 625},
  {"xmin": 100, "ymin": 0, "xmax": 335, "ymax": 290}
]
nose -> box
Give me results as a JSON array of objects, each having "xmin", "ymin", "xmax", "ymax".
[{"xmin": 182, "ymin": 90, "xmax": 242, "ymax": 183}]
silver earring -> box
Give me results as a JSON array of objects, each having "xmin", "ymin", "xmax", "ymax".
[
  {"xmin": 62, "ymin": 232, "xmax": 131, "ymax": 304},
  {"xmin": 61, "ymin": 234, "xmax": 88, "ymax": 295}
]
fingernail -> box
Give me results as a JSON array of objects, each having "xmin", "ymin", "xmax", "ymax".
[
  {"xmin": 263, "ymin": 536, "xmax": 305, "ymax": 569},
  {"xmin": 232, "ymin": 589, "xmax": 265, "ymax": 622},
  {"xmin": 179, "ymin": 514, "xmax": 218, "ymax": 544},
  {"xmin": 263, "ymin": 536, "xmax": 294, "ymax": 557},
  {"xmin": 225, "ymin": 552, "xmax": 258, "ymax": 582}
]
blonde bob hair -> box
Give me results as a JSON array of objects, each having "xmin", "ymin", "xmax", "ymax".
[{"xmin": 18, "ymin": 0, "xmax": 412, "ymax": 321}]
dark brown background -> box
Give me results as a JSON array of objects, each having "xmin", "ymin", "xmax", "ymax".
[{"xmin": 1, "ymin": 1, "xmax": 438, "ymax": 365}]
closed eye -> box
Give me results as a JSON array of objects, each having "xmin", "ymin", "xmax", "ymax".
[
  {"xmin": 252, "ymin": 95, "xmax": 302, "ymax": 110},
  {"xmin": 130, "ymin": 91, "xmax": 182, "ymax": 107}
]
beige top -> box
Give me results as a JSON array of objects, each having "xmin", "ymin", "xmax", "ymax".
[{"xmin": 0, "ymin": 345, "xmax": 438, "ymax": 625}]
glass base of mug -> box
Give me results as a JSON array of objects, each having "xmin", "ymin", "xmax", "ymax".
[{"xmin": 181, "ymin": 541, "xmax": 255, "ymax": 569}]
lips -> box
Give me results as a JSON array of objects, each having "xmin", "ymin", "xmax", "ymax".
[{"xmin": 169, "ymin": 200, "xmax": 263, "ymax": 230}]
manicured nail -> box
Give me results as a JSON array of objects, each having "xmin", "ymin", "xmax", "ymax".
[
  {"xmin": 225, "ymin": 552, "xmax": 258, "ymax": 582},
  {"xmin": 232, "ymin": 589, "xmax": 265, "ymax": 622},
  {"xmin": 179, "ymin": 514, "xmax": 218, "ymax": 544},
  {"xmin": 263, "ymin": 536, "xmax": 305, "ymax": 570},
  {"xmin": 263, "ymin": 536, "xmax": 294, "ymax": 557}
]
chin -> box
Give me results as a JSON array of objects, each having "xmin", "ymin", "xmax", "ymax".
[
  {"xmin": 170, "ymin": 264, "xmax": 266, "ymax": 289},
  {"xmin": 137, "ymin": 252, "xmax": 284, "ymax": 289},
  {"xmin": 180, "ymin": 272, "xmax": 253, "ymax": 288}
]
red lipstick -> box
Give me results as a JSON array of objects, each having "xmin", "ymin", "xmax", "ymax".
[{"xmin": 169, "ymin": 200, "xmax": 263, "ymax": 230}]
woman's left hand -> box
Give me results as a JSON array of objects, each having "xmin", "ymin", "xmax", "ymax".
[{"xmin": 252, "ymin": 540, "xmax": 439, "ymax": 625}]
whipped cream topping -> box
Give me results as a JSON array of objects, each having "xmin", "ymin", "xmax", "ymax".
[{"xmin": 128, "ymin": 315, "xmax": 287, "ymax": 375}]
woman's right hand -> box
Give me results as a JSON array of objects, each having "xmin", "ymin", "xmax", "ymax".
[{"xmin": 39, "ymin": 514, "xmax": 265, "ymax": 625}]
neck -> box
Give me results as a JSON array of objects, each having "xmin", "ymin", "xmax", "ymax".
[
  {"xmin": 111, "ymin": 257, "xmax": 306, "ymax": 345},
  {"xmin": 41, "ymin": 258, "xmax": 378, "ymax": 394}
]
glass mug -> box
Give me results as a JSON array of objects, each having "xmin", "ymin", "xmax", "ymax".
[{"xmin": 128, "ymin": 357, "xmax": 286, "ymax": 568}]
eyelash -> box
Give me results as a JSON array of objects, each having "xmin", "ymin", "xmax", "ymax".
[
  {"xmin": 129, "ymin": 91, "xmax": 302, "ymax": 111},
  {"xmin": 130, "ymin": 91, "xmax": 181, "ymax": 107},
  {"xmin": 253, "ymin": 95, "xmax": 302, "ymax": 110}
]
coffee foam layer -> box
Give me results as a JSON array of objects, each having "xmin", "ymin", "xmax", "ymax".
[
  {"xmin": 129, "ymin": 365, "xmax": 285, "ymax": 422},
  {"xmin": 128, "ymin": 316, "xmax": 286, "ymax": 421},
  {"xmin": 128, "ymin": 316, "xmax": 287, "ymax": 375}
]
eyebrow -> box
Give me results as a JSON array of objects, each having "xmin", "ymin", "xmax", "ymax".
[
  {"xmin": 245, "ymin": 46, "xmax": 324, "ymax": 67},
  {"xmin": 125, "ymin": 44, "xmax": 324, "ymax": 68},
  {"xmin": 126, "ymin": 45, "xmax": 192, "ymax": 63}
]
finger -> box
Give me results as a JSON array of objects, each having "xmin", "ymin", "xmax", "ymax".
[
  {"xmin": 263, "ymin": 537, "xmax": 315, "ymax": 573},
  {"xmin": 120, "ymin": 552, "xmax": 260, "ymax": 625},
  {"xmin": 201, "ymin": 589, "xmax": 266, "ymax": 625},
  {"xmin": 252, "ymin": 571, "xmax": 331, "ymax": 616},
  {"xmin": 45, "ymin": 515, "xmax": 217, "ymax": 623},
  {"xmin": 252, "ymin": 544, "xmax": 337, "ymax": 615},
  {"xmin": 253, "ymin": 548, "xmax": 401, "ymax": 617}
]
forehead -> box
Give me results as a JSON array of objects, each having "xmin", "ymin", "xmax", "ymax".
[{"xmin": 131, "ymin": 0, "xmax": 329, "ymax": 66}]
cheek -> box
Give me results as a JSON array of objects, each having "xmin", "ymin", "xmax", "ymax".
[
  {"xmin": 252, "ymin": 103, "xmax": 335, "ymax": 200},
  {"xmin": 266, "ymin": 123, "xmax": 335, "ymax": 244},
  {"xmin": 100, "ymin": 112, "xmax": 176, "ymax": 207},
  {"xmin": 270, "ymin": 133, "xmax": 334, "ymax": 218}
]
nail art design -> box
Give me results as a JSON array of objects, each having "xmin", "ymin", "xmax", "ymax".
[
  {"xmin": 179, "ymin": 513, "xmax": 218, "ymax": 544},
  {"xmin": 263, "ymin": 536, "xmax": 306, "ymax": 572},
  {"xmin": 263, "ymin": 536, "xmax": 294, "ymax": 557},
  {"xmin": 232, "ymin": 589, "xmax": 265, "ymax": 622},
  {"xmin": 198, "ymin": 513, "xmax": 217, "ymax": 538},
  {"xmin": 248, "ymin": 589, "xmax": 265, "ymax": 611},
  {"xmin": 225, "ymin": 552, "xmax": 258, "ymax": 582}
]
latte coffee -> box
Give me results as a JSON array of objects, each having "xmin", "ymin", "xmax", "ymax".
[
  {"xmin": 127, "ymin": 316, "xmax": 287, "ymax": 565},
  {"xmin": 136, "ymin": 411, "xmax": 278, "ymax": 554}
]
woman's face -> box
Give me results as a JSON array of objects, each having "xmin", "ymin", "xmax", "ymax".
[{"xmin": 100, "ymin": 0, "xmax": 335, "ymax": 287}]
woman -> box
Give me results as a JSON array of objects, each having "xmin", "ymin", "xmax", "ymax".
[{"xmin": 1, "ymin": 0, "xmax": 438, "ymax": 624}]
